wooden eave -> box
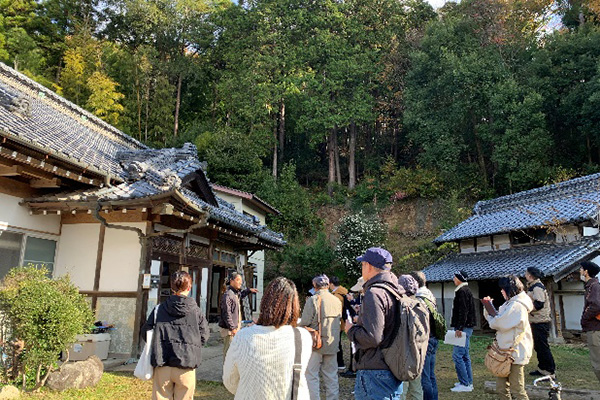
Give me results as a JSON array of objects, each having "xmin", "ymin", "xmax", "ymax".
[
  {"xmin": 0, "ymin": 136, "xmax": 106, "ymax": 187},
  {"xmin": 0, "ymin": 130, "xmax": 120, "ymax": 186}
]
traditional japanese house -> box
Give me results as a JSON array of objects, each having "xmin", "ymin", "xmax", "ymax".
[
  {"xmin": 211, "ymin": 184, "xmax": 280, "ymax": 317},
  {"xmin": 423, "ymin": 173, "xmax": 600, "ymax": 341},
  {"xmin": 0, "ymin": 62, "xmax": 285, "ymax": 357}
]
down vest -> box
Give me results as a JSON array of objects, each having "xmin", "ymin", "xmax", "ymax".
[{"xmin": 141, "ymin": 295, "xmax": 209, "ymax": 369}]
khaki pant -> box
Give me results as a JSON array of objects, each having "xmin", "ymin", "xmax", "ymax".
[
  {"xmin": 496, "ymin": 364, "xmax": 528, "ymax": 400},
  {"xmin": 222, "ymin": 332, "xmax": 234, "ymax": 361},
  {"xmin": 306, "ymin": 352, "xmax": 339, "ymax": 400},
  {"xmin": 400, "ymin": 375, "xmax": 423, "ymax": 400},
  {"xmin": 152, "ymin": 366, "xmax": 195, "ymax": 400},
  {"xmin": 587, "ymin": 330, "xmax": 600, "ymax": 382}
]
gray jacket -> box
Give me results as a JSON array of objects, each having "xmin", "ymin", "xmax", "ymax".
[
  {"xmin": 348, "ymin": 271, "xmax": 401, "ymax": 371},
  {"xmin": 300, "ymin": 288, "xmax": 342, "ymax": 355}
]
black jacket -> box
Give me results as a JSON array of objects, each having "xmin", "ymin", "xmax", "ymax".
[
  {"xmin": 141, "ymin": 295, "xmax": 209, "ymax": 369},
  {"xmin": 582, "ymin": 278, "xmax": 600, "ymax": 332},
  {"xmin": 450, "ymin": 284, "xmax": 477, "ymax": 331},
  {"xmin": 218, "ymin": 286, "xmax": 251, "ymax": 331},
  {"xmin": 348, "ymin": 271, "xmax": 402, "ymax": 371}
]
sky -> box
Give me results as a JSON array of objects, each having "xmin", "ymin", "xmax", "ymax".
[{"xmin": 426, "ymin": 0, "xmax": 448, "ymax": 8}]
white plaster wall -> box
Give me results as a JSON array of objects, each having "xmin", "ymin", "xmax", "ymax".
[
  {"xmin": 561, "ymin": 294, "xmax": 584, "ymax": 330},
  {"xmin": 201, "ymin": 267, "xmax": 209, "ymax": 315},
  {"xmin": 558, "ymin": 280, "xmax": 585, "ymax": 330},
  {"xmin": 493, "ymin": 234, "xmax": 510, "ymax": 250},
  {"xmin": 460, "ymin": 239, "xmax": 475, "ymax": 254},
  {"xmin": 0, "ymin": 193, "xmax": 60, "ymax": 234},
  {"xmin": 249, "ymin": 250, "xmax": 265, "ymax": 310},
  {"xmin": 54, "ymin": 224, "xmax": 100, "ymax": 290},
  {"xmin": 476, "ymin": 236, "xmax": 492, "ymax": 252},
  {"xmin": 98, "ymin": 223, "xmax": 145, "ymax": 292}
]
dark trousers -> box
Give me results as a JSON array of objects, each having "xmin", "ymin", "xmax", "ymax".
[
  {"xmin": 531, "ymin": 322, "xmax": 555, "ymax": 374},
  {"xmin": 337, "ymin": 335, "xmax": 345, "ymax": 367}
]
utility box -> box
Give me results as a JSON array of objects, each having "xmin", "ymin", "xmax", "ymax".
[{"xmin": 63, "ymin": 333, "xmax": 111, "ymax": 361}]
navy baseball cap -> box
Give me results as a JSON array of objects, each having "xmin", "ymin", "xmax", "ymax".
[{"xmin": 356, "ymin": 247, "xmax": 392, "ymax": 269}]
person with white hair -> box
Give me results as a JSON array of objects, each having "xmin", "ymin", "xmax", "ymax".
[{"xmin": 299, "ymin": 274, "xmax": 342, "ymax": 400}]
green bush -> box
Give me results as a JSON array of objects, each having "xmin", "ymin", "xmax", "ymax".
[
  {"xmin": 255, "ymin": 163, "xmax": 323, "ymax": 240},
  {"xmin": 266, "ymin": 233, "xmax": 337, "ymax": 294},
  {"xmin": 385, "ymin": 167, "xmax": 445, "ymax": 200},
  {"xmin": 0, "ymin": 266, "xmax": 94, "ymax": 390},
  {"xmin": 351, "ymin": 176, "xmax": 393, "ymax": 211},
  {"xmin": 335, "ymin": 211, "xmax": 387, "ymax": 283}
]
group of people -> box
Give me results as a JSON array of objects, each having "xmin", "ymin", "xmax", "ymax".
[{"xmin": 138, "ymin": 250, "xmax": 600, "ymax": 400}]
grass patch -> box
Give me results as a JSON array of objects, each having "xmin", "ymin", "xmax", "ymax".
[{"xmin": 21, "ymin": 335, "xmax": 600, "ymax": 399}]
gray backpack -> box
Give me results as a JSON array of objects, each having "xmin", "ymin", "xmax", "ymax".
[{"xmin": 372, "ymin": 283, "xmax": 430, "ymax": 381}]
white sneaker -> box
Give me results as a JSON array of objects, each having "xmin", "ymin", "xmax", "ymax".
[{"xmin": 451, "ymin": 384, "xmax": 473, "ymax": 392}]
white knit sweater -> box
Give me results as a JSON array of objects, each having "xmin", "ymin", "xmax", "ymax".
[{"xmin": 222, "ymin": 324, "xmax": 313, "ymax": 400}]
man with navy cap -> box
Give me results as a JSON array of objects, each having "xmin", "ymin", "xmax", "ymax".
[
  {"xmin": 345, "ymin": 247, "xmax": 403, "ymax": 400},
  {"xmin": 450, "ymin": 270, "xmax": 476, "ymax": 392},
  {"xmin": 580, "ymin": 260, "xmax": 600, "ymax": 382}
]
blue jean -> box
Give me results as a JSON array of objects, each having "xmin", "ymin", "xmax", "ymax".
[
  {"xmin": 354, "ymin": 370, "xmax": 403, "ymax": 400},
  {"xmin": 421, "ymin": 338, "xmax": 438, "ymax": 400},
  {"xmin": 452, "ymin": 328, "xmax": 473, "ymax": 386}
]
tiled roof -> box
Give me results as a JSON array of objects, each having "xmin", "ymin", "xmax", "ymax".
[
  {"xmin": 435, "ymin": 173, "xmax": 600, "ymax": 243},
  {"xmin": 23, "ymin": 145, "xmax": 286, "ymax": 247},
  {"xmin": 423, "ymin": 238, "xmax": 600, "ymax": 283},
  {"xmin": 0, "ymin": 62, "xmax": 146, "ymax": 178},
  {"xmin": 211, "ymin": 184, "xmax": 280, "ymax": 215}
]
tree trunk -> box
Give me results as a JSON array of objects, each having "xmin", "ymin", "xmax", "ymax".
[
  {"xmin": 587, "ymin": 133, "xmax": 592, "ymax": 164},
  {"xmin": 174, "ymin": 74, "xmax": 182, "ymax": 138},
  {"xmin": 334, "ymin": 127, "xmax": 342, "ymax": 185},
  {"xmin": 327, "ymin": 130, "xmax": 336, "ymax": 196},
  {"xmin": 144, "ymin": 83, "xmax": 150, "ymax": 143},
  {"xmin": 272, "ymin": 116, "xmax": 278, "ymax": 178},
  {"xmin": 278, "ymin": 100, "xmax": 285, "ymax": 161},
  {"xmin": 348, "ymin": 121, "xmax": 356, "ymax": 190},
  {"xmin": 472, "ymin": 115, "xmax": 488, "ymax": 185}
]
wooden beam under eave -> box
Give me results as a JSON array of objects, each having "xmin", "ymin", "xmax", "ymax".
[
  {"xmin": 62, "ymin": 210, "xmax": 148, "ymax": 224},
  {"xmin": 0, "ymin": 165, "xmax": 21, "ymax": 176},
  {"xmin": 30, "ymin": 178, "xmax": 61, "ymax": 188}
]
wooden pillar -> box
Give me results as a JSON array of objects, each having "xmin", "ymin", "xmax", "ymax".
[
  {"xmin": 558, "ymin": 281, "xmax": 566, "ymax": 332},
  {"xmin": 131, "ymin": 224, "xmax": 153, "ymax": 358},
  {"xmin": 545, "ymin": 278, "xmax": 562, "ymax": 342},
  {"xmin": 91, "ymin": 224, "xmax": 106, "ymax": 311},
  {"xmin": 206, "ymin": 241, "xmax": 214, "ymax": 317},
  {"xmin": 441, "ymin": 282, "xmax": 446, "ymax": 316}
]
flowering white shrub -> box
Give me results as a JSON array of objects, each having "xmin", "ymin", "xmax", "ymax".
[{"xmin": 335, "ymin": 211, "xmax": 387, "ymax": 281}]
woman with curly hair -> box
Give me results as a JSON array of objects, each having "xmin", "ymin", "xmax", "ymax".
[{"xmin": 223, "ymin": 277, "xmax": 313, "ymax": 399}]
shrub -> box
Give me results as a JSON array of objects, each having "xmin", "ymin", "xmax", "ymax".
[
  {"xmin": 335, "ymin": 211, "xmax": 387, "ymax": 282},
  {"xmin": 256, "ymin": 163, "xmax": 323, "ymax": 240},
  {"xmin": 386, "ymin": 167, "xmax": 445, "ymax": 200},
  {"xmin": 0, "ymin": 266, "xmax": 94, "ymax": 390},
  {"xmin": 266, "ymin": 233, "xmax": 337, "ymax": 294}
]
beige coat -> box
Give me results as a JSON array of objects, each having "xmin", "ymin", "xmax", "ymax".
[
  {"xmin": 526, "ymin": 279, "xmax": 551, "ymax": 324},
  {"xmin": 300, "ymin": 288, "xmax": 342, "ymax": 355},
  {"xmin": 484, "ymin": 292, "xmax": 534, "ymax": 365}
]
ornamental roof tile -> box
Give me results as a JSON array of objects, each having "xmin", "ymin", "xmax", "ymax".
[
  {"xmin": 423, "ymin": 237, "xmax": 600, "ymax": 283},
  {"xmin": 23, "ymin": 144, "xmax": 285, "ymax": 246},
  {"xmin": 434, "ymin": 173, "xmax": 600, "ymax": 243}
]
